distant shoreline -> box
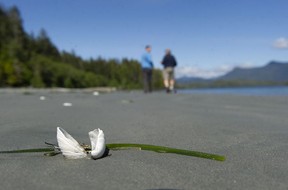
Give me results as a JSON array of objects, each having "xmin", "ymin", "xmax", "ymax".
[
  {"xmin": 0, "ymin": 87, "xmax": 117, "ymax": 94},
  {"xmin": 179, "ymin": 86, "xmax": 288, "ymax": 96}
]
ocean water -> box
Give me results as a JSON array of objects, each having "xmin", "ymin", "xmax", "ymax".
[{"xmin": 178, "ymin": 86, "xmax": 288, "ymax": 96}]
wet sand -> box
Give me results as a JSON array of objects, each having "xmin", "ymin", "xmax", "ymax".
[{"xmin": 0, "ymin": 90, "xmax": 288, "ymax": 190}]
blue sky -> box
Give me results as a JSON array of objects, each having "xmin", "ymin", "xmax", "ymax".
[{"xmin": 1, "ymin": 0, "xmax": 288, "ymax": 78}]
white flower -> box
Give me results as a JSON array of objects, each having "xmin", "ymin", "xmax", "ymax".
[
  {"xmin": 88, "ymin": 128, "xmax": 106, "ymax": 159},
  {"xmin": 56, "ymin": 127, "xmax": 106, "ymax": 160},
  {"xmin": 56, "ymin": 127, "xmax": 87, "ymax": 159}
]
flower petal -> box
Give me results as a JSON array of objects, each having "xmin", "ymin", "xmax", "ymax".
[
  {"xmin": 88, "ymin": 128, "xmax": 106, "ymax": 159},
  {"xmin": 57, "ymin": 127, "xmax": 87, "ymax": 159}
]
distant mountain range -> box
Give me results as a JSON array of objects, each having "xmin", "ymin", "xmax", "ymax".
[{"xmin": 177, "ymin": 61, "xmax": 288, "ymax": 87}]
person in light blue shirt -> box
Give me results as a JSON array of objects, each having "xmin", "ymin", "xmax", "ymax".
[{"xmin": 141, "ymin": 45, "xmax": 154, "ymax": 93}]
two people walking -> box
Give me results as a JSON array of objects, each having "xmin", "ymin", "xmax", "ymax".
[{"xmin": 140, "ymin": 45, "xmax": 177, "ymax": 93}]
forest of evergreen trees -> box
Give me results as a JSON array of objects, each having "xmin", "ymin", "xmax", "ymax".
[{"xmin": 0, "ymin": 5, "xmax": 163, "ymax": 89}]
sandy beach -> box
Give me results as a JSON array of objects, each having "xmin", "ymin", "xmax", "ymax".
[{"xmin": 0, "ymin": 89, "xmax": 288, "ymax": 190}]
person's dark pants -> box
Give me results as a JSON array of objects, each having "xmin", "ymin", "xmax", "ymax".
[{"xmin": 142, "ymin": 68, "xmax": 153, "ymax": 93}]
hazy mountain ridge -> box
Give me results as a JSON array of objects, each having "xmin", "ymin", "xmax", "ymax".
[
  {"xmin": 218, "ymin": 61, "xmax": 288, "ymax": 82},
  {"xmin": 177, "ymin": 61, "xmax": 288, "ymax": 87}
]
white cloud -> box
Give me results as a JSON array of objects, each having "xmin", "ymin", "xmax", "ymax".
[
  {"xmin": 273, "ymin": 38, "xmax": 288, "ymax": 49},
  {"xmin": 175, "ymin": 63, "xmax": 255, "ymax": 79}
]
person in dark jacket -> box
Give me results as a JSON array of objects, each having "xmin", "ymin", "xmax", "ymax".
[{"xmin": 161, "ymin": 48, "xmax": 177, "ymax": 93}]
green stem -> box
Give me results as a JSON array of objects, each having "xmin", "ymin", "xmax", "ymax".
[
  {"xmin": 0, "ymin": 148, "xmax": 54, "ymax": 154},
  {"xmin": 107, "ymin": 143, "xmax": 226, "ymax": 161},
  {"xmin": 0, "ymin": 143, "xmax": 226, "ymax": 161}
]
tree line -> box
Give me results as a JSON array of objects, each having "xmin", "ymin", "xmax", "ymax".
[{"xmin": 0, "ymin": 5, "xmax": 163, "ymax": 89}]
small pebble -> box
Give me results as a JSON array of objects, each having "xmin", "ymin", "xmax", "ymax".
[{"xmin": 63, "ymin": 102, "xmax": 72, "ymax": 107}]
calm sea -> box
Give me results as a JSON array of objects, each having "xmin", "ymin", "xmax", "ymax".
[{"xmin": 178, "ymin": 86, "xmax": 288, "ymax": 96}]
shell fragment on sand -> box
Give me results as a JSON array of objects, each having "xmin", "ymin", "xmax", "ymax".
[{"xmin": 63, "ymin": 102, "xmax": 72, "ymax": 107}]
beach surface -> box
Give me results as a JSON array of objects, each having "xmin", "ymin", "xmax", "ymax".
[{"xmin": 0, "ymin": 89, "xmax": 288, "ymax": 190}]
